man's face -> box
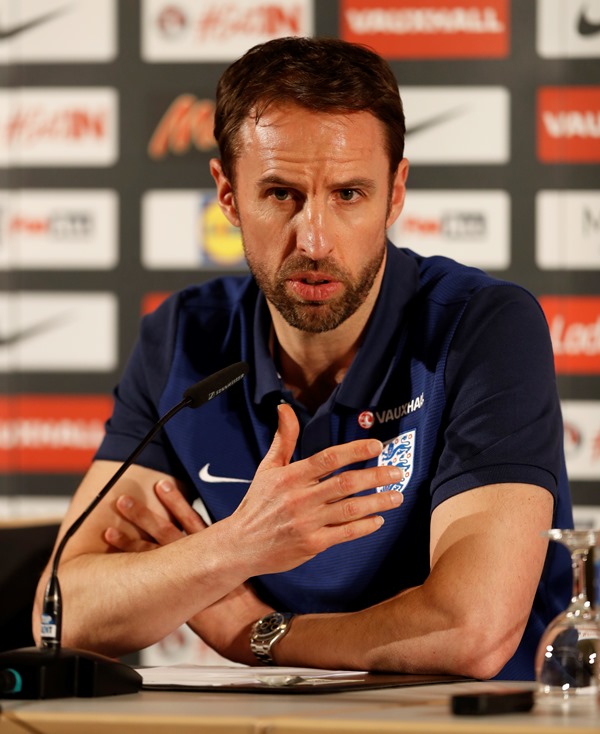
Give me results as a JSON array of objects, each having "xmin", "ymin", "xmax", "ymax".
[{"xmin": 211, "ymin": 103, "xmax": 408, "ymax": 334}]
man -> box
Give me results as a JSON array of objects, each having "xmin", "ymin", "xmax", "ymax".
[{"xmin": 34, "ymin": 37, "xmax": 572, "ymax": 680}]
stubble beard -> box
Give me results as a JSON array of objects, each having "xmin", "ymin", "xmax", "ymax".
[{"xmin": 245, "ymin": 244, "xmax": 386, "ymax": 334}]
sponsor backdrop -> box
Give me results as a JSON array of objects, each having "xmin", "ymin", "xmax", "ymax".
[{"xmin": 1, "ymin": 0, "xmax": 599, "ymax": 660}]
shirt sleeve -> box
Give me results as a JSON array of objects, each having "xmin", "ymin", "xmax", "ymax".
[{"xmin": 430, "ymin": 284, "xmax": 563, "ymax": 510}]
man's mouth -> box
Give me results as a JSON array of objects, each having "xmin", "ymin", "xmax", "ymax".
[
  {"xmin": 287, "ymin": 272, "xmax": 342, "ymax": 301},
  {"xmin": 300, "ymin": 276, "xmax": 329, "ymax": 285}
]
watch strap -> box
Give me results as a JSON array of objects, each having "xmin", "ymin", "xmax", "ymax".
[{"xmin": 250, "ymin": 612, "xmax": 294, "ymax": 665}]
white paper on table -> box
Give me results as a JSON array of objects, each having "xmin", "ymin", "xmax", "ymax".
[{"xmin": 136, "ymin": 664, "xmax": 368, "ymax": 688}]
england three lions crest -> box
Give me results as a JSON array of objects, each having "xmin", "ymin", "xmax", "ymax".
[{"xmin": 376, "ymin": 429, "xmax": 415, "ymax": 493}]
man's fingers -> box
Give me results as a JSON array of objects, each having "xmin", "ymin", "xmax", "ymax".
[
  {"xmin": 230, "ymin": 427, "xmax": 405, "ymax": 575},
  {"xmin": 318, "ymin": 464, "xmax": 404, "ymax": 502},
  {"xmin": 110, "ymin": 481, "xmax": 204, "ymax": 555},
  {"xmin": 115, "ymin": 494, "xmax": 184, "ymax": 545},
  {"xmin": 155, "ymin": 480, "xmax": 206, "ymax": 534},
  {"xmin": 104, "ymin": 527, "xmax": 156, "ymax": 553},
  {"xmin": 317, "ymin": 514, "xmax": 388, "ymax": 547},
  {"xmin": 306, "ymin": 438, "xmax": 385, "ymax": 481},
  {"xmin": 322, "ymin": 485, "xmax": 403, "ymax": 526},
  {"xmin": 258, "ymin": 403, "xmax": 300, "ymax": 471}
]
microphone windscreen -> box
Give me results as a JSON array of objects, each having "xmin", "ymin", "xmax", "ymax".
[{"xmin": 183, "ymin": 361, "xmax": 249, "ymax": 408}]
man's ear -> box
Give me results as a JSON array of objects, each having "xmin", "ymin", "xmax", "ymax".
[
  {"xmin": 209, "ymin": 158, "xmax": 240, "ymax": 227},
  {"xmin": 385, "ymin": 158, "xmax": 409, "ymax": 230}
]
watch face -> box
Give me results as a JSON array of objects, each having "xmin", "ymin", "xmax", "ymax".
[{"xmin": 254, "ymin": 612, "xmax": 285, "ymax": 640}]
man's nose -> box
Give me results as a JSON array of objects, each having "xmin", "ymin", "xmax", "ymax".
[{"xmin": 295, "ymin": 201, "xmax": 334, "ymax": 260}]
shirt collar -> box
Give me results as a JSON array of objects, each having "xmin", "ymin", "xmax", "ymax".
[
  {"xmin": 252, "ymin": 292, "xmax": 281, "ymax": 404},
  {"xmin": 335, "ymin": 243, "xmax": 419, "ymax": 409},
  {"xmin": 251, "ymin": 243, "xmax": 419, "ymax": 409}
]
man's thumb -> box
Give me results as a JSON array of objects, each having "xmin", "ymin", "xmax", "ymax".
[{"xmin": 259, "ymin": 403, "xmax": 299, "ymax": 469}]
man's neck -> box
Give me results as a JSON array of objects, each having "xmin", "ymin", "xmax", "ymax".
[
  {"xmin": 268, "ymin": 271, "xmax": 383, "ymax": 414},
  {"xmin": 271, "ymin": 327, "xmax": 357, "ymax": 414}
]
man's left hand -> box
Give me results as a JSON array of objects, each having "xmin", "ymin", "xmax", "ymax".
[{"xmin": 105, "ymin": 482, "xmax": 272, "ymax": 664}]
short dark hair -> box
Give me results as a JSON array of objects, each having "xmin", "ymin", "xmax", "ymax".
[{"xmin": 213, "ymin": 36, "xmax": 405, "ymax": 182}]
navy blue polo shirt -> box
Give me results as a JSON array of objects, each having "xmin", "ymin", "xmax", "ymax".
[{"xmin": 96, "ymin": 243, "xmax": 573, "ymax": 680}]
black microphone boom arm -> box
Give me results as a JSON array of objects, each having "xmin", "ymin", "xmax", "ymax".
[{"xmin": 0, "ymin": 361, "xmax": 249, "ymax": 699}]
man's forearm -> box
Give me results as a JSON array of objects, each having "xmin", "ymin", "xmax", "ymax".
[
  {"xmin": 273, "ymin": 583, "xmax": 517, "ymax": 680},
  {"xmin": 185, "ymin": 583, "xmax": 274, "ymax": 666},
  {"xmin": 33, "ymin": 524, "xmax": 249, "ymax": 657},
  {"xmin": 270, "ymin": 484, "xmax": 552, "ymax": 679}
]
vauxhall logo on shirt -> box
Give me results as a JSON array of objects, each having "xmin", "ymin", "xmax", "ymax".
[{"xmin": 358, "ymin": 392, "xmax": 425, "ymax": 429}]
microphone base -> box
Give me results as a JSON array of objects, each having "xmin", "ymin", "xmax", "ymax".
[{"xmin": 0, "ymin": 646, "xmax": 142, "ymax": 698}]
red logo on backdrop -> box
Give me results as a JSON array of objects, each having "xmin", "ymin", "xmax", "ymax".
[
  {"xmin": 340, "ymin": 0, "xmax": 509, "ymax": 59},
  {"xmin": 563, "ymin": 421, "xmax": 583, "ymax": 457},
  {"xmin": 195, "ymin": 4, "xmax": 302, "ymax": 40},
  {"xmin": 148, "ymin": 94, "xmax": 216, "ymax": 160},
  {"xmin": 157, "ymin": 5, "xmax": 188, "ymax": 36},
  {"xmin": 0, "ymin": 395, "xmax": 113, "ymax": 473},
  {"xmin": 539, "ymin": 296, "xmax": 600, "ymax": 374},
  {"xmin": 141, "ymin": 292, "xmax": 171, "ymax": 316},
  {"xmin": 4, "ymin": 109, "xmax": 107, "ymax": 146},
  {"xmin": 538, "ymin": 87, "xmax": 600, "ymax": 163}
]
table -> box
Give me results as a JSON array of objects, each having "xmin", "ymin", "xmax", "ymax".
[{"xmin": 1, "ymin": 681, "xmax": 598, "ymax": 734}]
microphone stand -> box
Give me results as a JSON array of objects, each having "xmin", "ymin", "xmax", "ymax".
[{"xmin": 0, "ymin": 362, "xmax": 248, "ymax": 698}]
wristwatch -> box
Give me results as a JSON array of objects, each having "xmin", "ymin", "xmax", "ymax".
[{"xmin": 250, "ymin": 612, "xmax": 295, "ymax": 665}]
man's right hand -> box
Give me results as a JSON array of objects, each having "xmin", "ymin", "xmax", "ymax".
[
  {"xmin": 106, "ymin": 403, "xmax": 403, "ymax": 577},
  {"xmin": 220, "ymin": 402, "xmax": 404, "ymax": 577}
]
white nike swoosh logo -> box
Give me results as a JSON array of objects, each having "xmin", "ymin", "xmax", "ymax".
[{"xmin": 199, "ymin": 463, "xmax": 251, "ymax": 484}]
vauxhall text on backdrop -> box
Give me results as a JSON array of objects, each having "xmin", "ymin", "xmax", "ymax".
[{"xmin": 0, "ymin": 0, "xmax": 598, "ymax": 663}]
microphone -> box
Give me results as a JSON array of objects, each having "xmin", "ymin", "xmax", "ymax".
[{"xmin": 0, "ymin": 361, "xmax": 249, "ymax": 699}]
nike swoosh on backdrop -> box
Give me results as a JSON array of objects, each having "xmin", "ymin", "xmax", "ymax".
[
  {"xmin": 577, "ymin": 7, "xmax": 600, "ymax": 36},
  {"xmin": 0, "ymin": 5, "xmax": 68, "ymax": 41},
  {"xmin": 406, "ymin": 107, "xmax": 467, "ymax": 138},
  {"xmin": 0, "ymin": 312, "xmax": 70, "ymax": 347},
  {"xmin": 199, "ymin": 463, "xmax": 251, "ymax": 484}
]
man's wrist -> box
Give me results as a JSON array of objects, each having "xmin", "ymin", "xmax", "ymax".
[{"xmin": 249, "ymin": 612, "xmax": 295, "ymax": 665}]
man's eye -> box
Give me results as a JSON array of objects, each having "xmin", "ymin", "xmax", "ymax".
[
  {"xmin": 272, "ymin": 189, "xmax": 290, "ymax": 201},
  {"xmin": 339, "ymin": 189, "xmax": 358, "ymax": 201}
]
